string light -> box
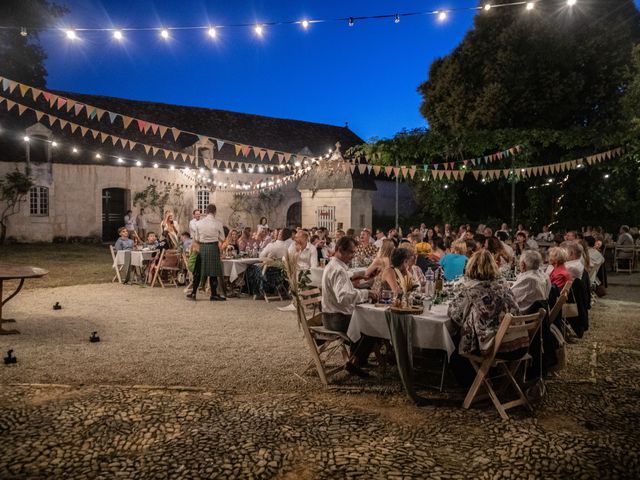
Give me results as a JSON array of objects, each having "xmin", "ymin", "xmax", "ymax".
[
  {"xmin": 484, "ymin": 4, "xmax": 492, "ymax": 11},
  {"xmin": 153, "ymin": 163, "xmax": 159, "ymax": 168},
  {"xmin": 113, "ymin": 30, "xmax": 123, "ymax": 40},
  {"xmin": 20, "ymin": 27, "xmax": 27, "ymax": 37},
  {"xmin": 117, "ymin": 157, "xmax": 123, "ymax": 163},
  {"xmin": 208, "ymin": 27, "xmax": 217, "ymax": 38},
  {"xmin": 169, "ymin": 165, "xmax": 175, "ymax": 170},
  {"xmin": 65, "ymin": 29, "xmax": 77, "ymax": 40},
  {"xmin": 136, "ymin": 160, "xmax": 142, "ymax": 167},
  {"xmin": 254, "ymin": 24, "xmax": 264, "ymax": 36},
  {"xmin": 95, "ymin": 153, "xmax": 101, "ymax": 159},
  {"xmin": 526, "ymin": 2, "xmax": 535, "ymax": 10},
  {"xmin": 603, "ymin": 173, "xmax": 609, "ymax": 179},
  {"xmin": 51, "ymin": 141, "xmax": 57, "ymax": 147},
  {"xmin": 394, "ymin": 14, "xmax": 400, "ymax": 24},
  {"xmin": 72, "ymin": 147, "xmax": 78, "ymax": 153},
  {"xmin": 23, "ymin": 136, "xmax": 29, "ymax": 142},
  {"xmin": 301, "ymin": 19, "xmax": 310, "ymax": 29},
  {"xmin": 437, "ymin": 11, "xmax": 448, "ymax": 22},
  {"xmin": 567, "ymin": 0, "xmax": 577, "ymax": 6},
  {"xmin": 348, "ymin": 17, "xmax": 354, "ymax": 27},
  {"xmin": 160, "ymin": 29, "xmax": 170, "ymax": 39}
]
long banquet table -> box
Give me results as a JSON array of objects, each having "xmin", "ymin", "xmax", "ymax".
[
  {"xmin": 222, "ymin": 258, "xmax": 262, "ymax": 282},
  {"xmin": 348, "ymin": 303, "xmax": 456, "ymax": 358}
]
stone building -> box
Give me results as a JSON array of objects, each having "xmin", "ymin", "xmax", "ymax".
[{"xmin": 0, "ymin": 87, "xmax": 416, "ymax": 242}]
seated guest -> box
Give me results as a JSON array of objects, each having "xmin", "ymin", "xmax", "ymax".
[
  {"xmin": 254, "ymin": 228, "xmax": 272, "ymax": 251},
  {"xmin": 260, "ymin": 228, "xmax": 292, "ymax": 260},
  {"xmin": 181, "ymin": 231, "xmax": 192, "ymax": 252},
  {"xmin": 564, "ymin": 230, "xmax": 578, "ymax": 241},
  {"xmin": 365, "ymin": 239, "xmax": 395, "ymax": 296},
  {"xmin": 536, "ymin": 225, "xmax": 554, "ymax": 242},
  {"xmin": 352, "ymin": 229, "xmax": 378, "ymax": 267},
  {"xmin": 546, "ymin": 246, "xmax": 572, "ymax": 290},
  {"xmin": 428, "ymin": 238, "xmax": 446, "ymax": 263},
  {"xmin": 425, "ymin": 228, "xmax": 437, "ymax": 245},
  {"xmin": 440, "ymin": 240, "xmax": 468, "ymax": 281},
  {"xmin": 373, "ymin": 229, "xmax": 387, "ymax": 248},
  {"xmin": 448, "ymin": 251, "xmax": 524, "ymax": 358},
  {"xmin": 288, "ymin": 229, "xmax": 318, "ymax": 270},
  {"xmin": 115, "ymin": 227, "xmax": 134, "ymax": 251},
  {"xmin": 321, "ymin": 236, "xmax": 377, "ymax": 376},
  {"xmin": 381, "ymin": 247, "xmax": 414, "ymax": 295},
  {"xmin": 585, "ymin": 236, "xmax": 605, "ymax": 286},
  {"xmin": 405, "ymin": 245, "xmax": 426, "ymax": 287},
  {"xmin": 485, "ymin": 236, "xmax": 512, "ymax": 272},
  {"xmin": 145, "ymin": 231, "xmax": 160, "ymax": 249},
  {"xmin": 238, "ymin": 227, "xmax": 254, "ymax": 252},
  {"xmin": 161, "ymin": 211, "xmax": 180, "ymax": 249},
  {"xmin": 513, "ymin": 231, "xmax": 528, "ymax": 257},
  {"xmin": 310, "ymin": 235, "xmax": 326, "ymax": 264},
  {"xmin": 114, "ymin": 227, "xmax": 134, "ymax": 284},
  {"xmin": 562, "ymin": 241, "xmax": 585, "ymax": 279},
  {"xmin": 511, "ymin": 251, "xmax": 551, "ymax": 313},
  {"xmin": 221, "ymin": 229, "xmax": 240, "ymax": 255},
  {"xmin": 472, "ymin": 234, "xmax": 486, "ymax": 253},
  {"xmin": 483, "ymin": 226, "xmax": 493, "ymax": 238},
  {"xmin": 616, "ymin": 225, "xmax": 635, "ymax": 261},
  {"xmin": 415, "ymin": 241, "xmax": 437, "ymax": 272}
]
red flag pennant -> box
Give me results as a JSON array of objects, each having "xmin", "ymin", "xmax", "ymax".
[{"xmin": 242, "ymin": 145, "xmax": 250, "ymax": 157}]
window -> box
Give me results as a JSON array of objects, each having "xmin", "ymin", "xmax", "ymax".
[
  {"xmin": 29, "ymin": 136, "xmax": 48, "ymax": 163},
  {"xmin": 316, "ymin": 206, "xmax": 336, "ymax": 233},
  {"xmin": 360, "ymin": 214, "xmax": 365, "ymax": 228},
  {"xmin": 30, "ymin": 186, "xmax": 49, "ymax": 216},
  {"xmin": 197, "ymin": 190, "xmax": 210, "ymax": 212}
]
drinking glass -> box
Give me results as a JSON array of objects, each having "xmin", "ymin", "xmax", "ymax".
[{"xmin": 380, "ymin": 290, "xmax": 392, "ymax": 305}]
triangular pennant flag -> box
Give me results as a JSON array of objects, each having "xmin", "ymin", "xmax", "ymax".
[
  {"xmin": 95, "ymin": 108, "xmax": 105, "ymax": 121},
  {"xmin": 88, "ymin": 107, "xmax": 97, "ymax": 120},
  {"xmin": 91, "ymin": 129, "xmax": 99, "ymax": 139},
  {"xmin": 400, "ymin": 166, "xmax": 408, "ymax": 178},
  {"xmin": 35, "ymin": 110, "xmax": 45, "ymax": 121},
  {"xmin": 163, "ymin": 149, "xmax": 170, "ymax": 159},
  {"xmin": 143, "ymin": 122, "xmax": 151, "ymax": 134},
  {"xmin": 157, "ymin": 125, "xmax": 167, "ymax": 139},
  {"xmin": 150, "ymin": 123, "xmax": 159, "ymax": 135},
  {"xmin": 31, "ymin": 88, "xmax": 42, "ymax": 101},
  {"xmin": 128, "ymin": 141, "xmax": 136, "ymax": 151},
  {"xmin": 283, "ymin": 152, "xmax": 292, "ymax": 162},
  {"xmin": 80, "ymin": 126, "xmax": 89, "ymax": 137},
  {"xmin": 373, "ymin": 165, "xmax": 381, "ymax": 176},
  {"xmin": 17, "ymin": 104, "xmax": 27, "ymax": 116},
  {"xmin": 216, "ymin": 139, "xmax": 225, "ymax": 151},
  {"xmin": 42, "ymin": 91, "xmax": 51, "ymax": 102},
  {"xmin": 120, "ymin": 116, "xmax": 132, "ymax": 129},
  {"xmin": 74, "ymin": 103, "xmax": 84, "ymax": 116},
  {"xmin": 144, "ymin": 145, "xmax": 151, "ymax": 154},
  {"xmin": 108, "ymin": 112, "xmax": 117, "ymax": 124},
  {"xmin": 358, "ymin": 164, "xmax": 367, "ymax": 174},
  {"xmin": 349, "ymin": 164, "xmax": 356, "ymax": 174},
  {"xmin": 66, "ymin": 99, "xmax": 75, "ymax": 112},
  {"xmin": 266, "ymin": 149, "xmax": 275, "ymax": 161},
  {"xmin": 152, "ymin": 146, "xmax": 159, "ymax": 156},
  {"xmin": 137, "ymin": 119, "xmax": 146, "ymax": 132},
  {"xmin": 8, "ymin": 80, "xmax": 18, "ymax": 93},
  {"xmin": 18, "ymin": 84, "xmax": 29, "ymax": 97},
  {"xmin": 234, "ymin": 144, "xmax": 242, "ymax": 156},
  {"xmin": 110, "ymin": 134, "xmax": 117, "ymax": 145},
  {"xmin": 47, "ymin": 114, "xmax": 58, "ymax": 127},
  {"xmin": 1, "ymin": 78, "xmax": 10, "ymax": 91},
  {"xmin": 277, "ymin": 153, "xmax": 285, "ymax": 163},
  {"xmin": 409, "ymin": 166, "xmax": 417, "ymax": 179},
  {"xmin": 433, "ymin": 163, "xmax": 439, "ymax": 170},
  {"xmin": 473, "ymin": 171, "xmax": 480, "ymax": 180},
  {"xmin": 59, "ymin": 119, "xmax": 68, "ymax": 130},
  {"xmin": 259, "ymin": 150, "xmax": 267, "ymax": 160},
  {"xmin": 252, "ymin": 146, "xmax": 261, "ymax": 158},
  {"xmin": 171, "ymin": 127, "xmax": 181, "ymax": 142},
  {"xmin": 443, "ymin": 163, "xmax": 448, "ymax": 171},
  {"xmin": 444, "ymin": 171, "xmax": 452, "ymax": 180},
  {"xmin": 502, "ymin": 169, "xmax": 510, "ymax": 178},
  {"xmin": 450, "ymin": 162, "xmax": 455, "ymax": 170},
  {"xmin": 385, "ymin": 166, "xmax": 394, "ymax": 177},
  {"xmin": 48, "ymin": 94, "xmax": 58, "ymax": 108},
  {"xmin": 100, "ymin": 132, "xmax": 109, "ymax": 143},
  {"xmin": 367, "ymin": 165, "xmax": 373, "ymax": 174}
]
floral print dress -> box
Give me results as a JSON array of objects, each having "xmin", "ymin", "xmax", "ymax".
[{"xmin": 448, "ymin": 279, "xmax": 524, "ymax": 356}]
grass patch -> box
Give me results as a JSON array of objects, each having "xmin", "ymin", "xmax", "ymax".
[{"xmin": 0, "ymin": 243, "xmax": 112, "ymax": 289}]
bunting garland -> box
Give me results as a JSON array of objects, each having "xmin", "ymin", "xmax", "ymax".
[{"xmin": 0, "ymin": 75, "xmax": 319, "ymax": 167}]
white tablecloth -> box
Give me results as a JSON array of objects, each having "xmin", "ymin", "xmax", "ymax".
[
  {"xmin": 114, "ymin": 249, "xmax": 156, "ymax": 268},
  {"xmin": 348, "ymin": 303, "xmax": 456, "ymax": 358},
  {"xmin": 222, "ymin": 258, "xmax": 262, "ymax": 282},
  {"xmin": 309, "ymin": 266, "xmax": 367, "ymax": 287}
]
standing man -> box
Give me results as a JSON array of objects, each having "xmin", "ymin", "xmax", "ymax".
[
  {"xmin": 124, "ymin": 210, "xmax": 136, "ymax": 239},
  {"xmin": 189, "ymin": 204, "xmax": 226, "ymax": 301},
  {"xmin": 136, "ymin": 208, "xmax": 147, "ymax": 241},
  {"xmin": 189, "ymin": 209, "xmax": 201, "ymax": 239}
]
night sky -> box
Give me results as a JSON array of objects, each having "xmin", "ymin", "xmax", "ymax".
[{"xmin": 38, "ymin": 1, "xmax": 609, "ymax": 141}]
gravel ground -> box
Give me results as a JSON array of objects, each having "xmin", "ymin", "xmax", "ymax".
[{"xmin": 0, "ymin": 277, "xmax": 639, "ymax": 478}]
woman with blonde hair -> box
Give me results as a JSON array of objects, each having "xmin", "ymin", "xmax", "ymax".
[
  {"xmin": 448, "ymin": 250, "xmax": 524, "ymax": 360},
  {"xmin": 546, "ymin": 246, "xmax": 572, "ymax": 290},
  {"xmin": 364, "ymin": 239, "xmax": 395, "ymax": 296},
  {"xmin": 439, "ymin": 239, "xmax": 468, "ymax": 281},
  {"xmin": 161, "ymin": 211, "xmax": 180, "ymax": 249},
  {"xmin": 221, "ymin": 229, "xmax": 240, "ymax": 256}
]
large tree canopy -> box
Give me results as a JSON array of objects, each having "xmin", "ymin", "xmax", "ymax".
[
  {"xmin": 419, "ymin": 0, "xmax": 640, "ymax": 135},
  {"xmin": 0, "ymin": 0, "xmax": 66, "ymax": 87}
]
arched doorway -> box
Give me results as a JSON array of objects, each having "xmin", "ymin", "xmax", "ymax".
[
  {"xmin": 286, "ymin": 201, "xmax": 301, "ymax": 229},
  {"xmin": 102, "ymin": 188, "xmax": 128, "ymax": 241}
]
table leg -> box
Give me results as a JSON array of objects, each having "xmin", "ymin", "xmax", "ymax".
[{"xmin": 0, "ymin": 279, "xmax": 23, "ymax": 335}]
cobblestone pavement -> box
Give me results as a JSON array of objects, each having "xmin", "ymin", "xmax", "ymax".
[{"xmin": 1, "ymin": 279, "xmax": 639, "ymax": 479}]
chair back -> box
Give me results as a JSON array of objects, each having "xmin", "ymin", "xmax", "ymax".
[
  {"xmin": 492, "ymin": 309, "xmax": 545, "ymax": 358},
  {"xmin": 160, "ymin": 249, "xmax": 180, "ymax": 268},
  {"xmin": 549, "ymin": 280, "xmax": 572, "ymax": 325},
  {"xmin": 109, "ymin": 245, "xmax": 117, "ymax": 263},
  {"xmin": 298, "ymin": 288, "xmax": 322, "ymax": 326}
]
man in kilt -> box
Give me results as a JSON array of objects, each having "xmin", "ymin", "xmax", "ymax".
[{"xmin": 187, "ymin": 203, "xmax": 226, "ymax": 301}]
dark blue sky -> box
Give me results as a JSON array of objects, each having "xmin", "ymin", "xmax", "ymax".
[{"xmin": 43, "ymin": 1, "xmax": 490, "ymax": 140}]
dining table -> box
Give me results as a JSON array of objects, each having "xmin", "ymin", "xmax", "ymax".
[
  {"xmin": 113, "ymin": 249, "xmax": 156, "ymax": 268},
  {"xmin": 221, "ymin": 257, "xmax": 263, "ymax": 283},
  {"xmin": 0, "ymin": 265, "xmax": 48, "ymax": 335}
]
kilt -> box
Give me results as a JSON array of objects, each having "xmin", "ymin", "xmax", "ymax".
[{"xmin": 199, "ymin": 242, "xmax": 223, "ymax": 277}]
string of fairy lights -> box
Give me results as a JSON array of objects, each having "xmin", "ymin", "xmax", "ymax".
[{"xmin": 0, "ymin": 1, "xmax": 581, "ymax": 43}]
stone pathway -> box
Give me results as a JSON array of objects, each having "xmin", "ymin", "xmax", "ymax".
[{"xmin": 1, "ymin": 278, "xmax": 639, "ymax": 479}]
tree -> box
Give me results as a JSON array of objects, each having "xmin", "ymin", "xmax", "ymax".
[
  {"xmin": 0, "ymin": 0, "xmax": 67, "ymax": 87},
  {"xmin": 0, "ymin": 170, "xmax": 33, "ymax": 244}
]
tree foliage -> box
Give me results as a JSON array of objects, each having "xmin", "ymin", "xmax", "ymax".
[
  {"xmin": 0, "ymin": 170, "xmax": 33, "ymax": 243},
  {"xmin": 0, "ymin": 0, "xmax": 67, "ymax": 87},
  {"xmin": 351, "ymin": 0, "xmax": 640, "ymax": 231}
]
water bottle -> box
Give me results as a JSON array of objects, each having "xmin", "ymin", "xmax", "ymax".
[
  {"xmin": 425, "ymin": 267, "xmax": 435, "ymax": 298},
  {"xmin": 435, "ymin": 267, "xmax": 444, "ymax": 294}
]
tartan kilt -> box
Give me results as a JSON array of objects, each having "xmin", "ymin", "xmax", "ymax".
[{"xmin": 199, "ymin": 242, "xmax": 223, "ymax": 277}]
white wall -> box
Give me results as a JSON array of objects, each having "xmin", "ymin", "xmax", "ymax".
[{"xmin": 299, "ymin": 188, "xmax": 373, "ymax": 232}]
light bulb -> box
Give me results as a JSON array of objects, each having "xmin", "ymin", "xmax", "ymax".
[
  {"xmin": 208, "ymin": 27, "xmax": 217, "ymax": 38},
  {"xmin": 95, "ymin": 153, "xmax": 101, "ymax": 159},
  {"xmin": 153, "ymin": 163, "xmax": 159, "ymax": 168},
  {"xmin": 117, "ymin": 157, "xmax": 123, "ymax": 163},
  {"xmin": 254, "ymin": 25, "xmax": 263, "ymax": 36},
  {"xmin": 258, "ymin": 166, "xmax": 264, "ymax": 173},
  {"xmin": 484, "ymin": 4, "xmax": 492, "ymax": 11},
  {"xmin": 72, "ymin": 147, "xmax": 78, "ymax": 153},
  {"xmin": 170, "ymin": 165, "xmax": 175, "ymax": 170},
  {"xmin": 136, "ymin": 160, "xmax": 142, "ymax": 167},
  {"xmin": 51, "ymin": 141, "xmax": 58, "ymax": 147},
  {"xmin": 348, "ymin": 17, "xmax": 354, "ymax": 27},
  {"xmin": 113, "ymin": 30, "xmax": 123, "ymax": 40},
  {"xmin": 20, "ymin": 27, "xmax": 27, "ymax": 37},
  {"xmin": 301, "ymin": 20, "xmax": 309, "ymax": 29},
  {"xmin": 23, "ymin": 136, "xmax": 30, "ymax": 142},
  {"xmin": 395, "ymin": 14, "xmax": 400, "ymax": 24},
  {"xmin": 160, "ymin": 29, "xmax": 170, "ymax": 39},
  {"xmin": 65, "ymin": 29, "xmax": 77, "ymax": 40},
  {"xmin": 212, "ymin": 168, "xmax": 218, "ymax": 173},
  {"xmin": 526, "ymin": 2, "xmax": 535, "ymax": 10},
  {"xmin": 438, "ymin": 11, "xmax": 448, "ymax": 22},
  {"xmin": 567, "ymin": 0, "xmax": 577, "ymax": 6},
  {"xmin": 226, "ymin": 168, "xmax": 231, "ymax": 173}
]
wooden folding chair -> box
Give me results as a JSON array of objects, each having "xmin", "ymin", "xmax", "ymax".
[
  {"xmin": 253, "ymin": 266, "xmax": 285, "ymax": 303},
  {"xmin": 614, "ymin": 246, "xmax": 634, "ymax": 273},
  {"xmin": 549, "ymin": 280, "xmax": 572, "ymax": 326},
  {"xmin": 150, "ymin": 249, "xmax": 181, "ymax": 288},
  {"xmin": 110, "ymin": 245, "xmax": 123, "ymax": 283},
  {"xmin": 462, "ymin": 308, "xmax": 546, "ymax": 420},
  {"xmin": 295, "ymin": 288, "xmax": 351, "ymax": 386}
]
